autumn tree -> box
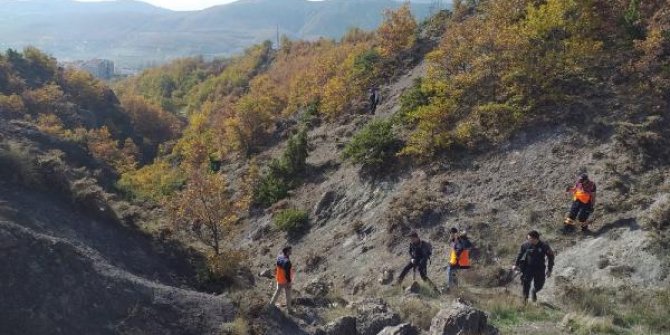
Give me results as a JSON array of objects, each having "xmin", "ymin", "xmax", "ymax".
[
  {"xmin": 377, "ymin": 2, "xmax": 418, "ymax": 58},
  {"xmin": 120, "ymin": 94, "xmax": 183, "ymax": 148},
  {"xmin": 167, "ymin": 170, "xmax": 240, "ymax": 255},
  {"xmin": 86, "ymin": 127, "xmax": 138, "ymax": 173}
]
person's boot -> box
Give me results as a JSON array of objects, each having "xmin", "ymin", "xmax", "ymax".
[
  {"xmin": 531, "ymin": 289, "xmax": 537, "ymax": 303},
  {"xmin": 523, "ymin": 295, "xmax": 529, "ymax": 305}
]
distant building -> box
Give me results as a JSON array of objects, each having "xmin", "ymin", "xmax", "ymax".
[{"xmin": 65, "ymin": 59, "xmax": 115, "ymax": 80}]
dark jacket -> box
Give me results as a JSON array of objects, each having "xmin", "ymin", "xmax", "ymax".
[
  {"xmin": 409, "ymin": 240, "xmax": 431, "ymax": 264},
  {"xmin": 515, "ymin": 241, "xmax": 554, "ymax": 272},
  {"xmin": 450, "ymin": 236, "xmax": 473, "ymax": 255}
]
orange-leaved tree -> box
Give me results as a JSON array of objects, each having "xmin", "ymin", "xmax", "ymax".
[
  {"xmin": 167, "ymin": 170, "xmax": 241, "ymax": 256},
  {"xmin": 377, "ymin": 2, "xmax": 418, "ymax": 58}
]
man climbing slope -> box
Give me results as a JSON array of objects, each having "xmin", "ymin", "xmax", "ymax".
[
  {"xmin": 512, "ymin": 230, "xmax": 555, "ymax": 304},
  {"xmin": 269, "ymin": 246, "xmax": 293, "ymax": 313},
  {"xmin": 368, "ymin": 87, "xmax": 381, "ymax": 114},
  {"xmin": 395, "ymin": 231, "xmax": 440, "ymax": 293},
  {"xmin": 564, "ymin": 173, "xmax": 597, "ymax": 232}
]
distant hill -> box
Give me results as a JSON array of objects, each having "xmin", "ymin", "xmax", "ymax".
[{"xmin": 0, "ymin": 0, "xmax": 444, "ymax": 69}]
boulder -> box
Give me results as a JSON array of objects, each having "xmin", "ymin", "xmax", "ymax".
[
  {"xmin": 305, "ymin": 277, "xmax": 330, "ymax": 297},
  {"xmin": 377, "ymin": 323, "xmax": 419, "ymax": 335},
  {"xmin": 429, "ymin": 301, "xmax": 498, "ymax": 335},
  {"xmin": 353, "ymin": 298, "xmax": 402, "ymax": 335},
  {"xmin": 321, "ymin": 316, "xmax": 357, "ymax": 335},
  {"xmin": 405, "ymin": 281, "xmax": 421, "ymax": 294}
]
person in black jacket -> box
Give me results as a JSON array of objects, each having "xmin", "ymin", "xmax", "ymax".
[
  {"xmin": 512, "ymin": 230, "xmax": 555, "ymax": 303},
  {"xmin": 396, "ymin": 231, "xmax": 440, "ymax": 293}
]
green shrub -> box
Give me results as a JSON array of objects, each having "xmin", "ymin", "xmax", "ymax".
[
  {"xmin": 298, "ymin": 100, "xmax": 320, "ymax": 126},
  {"xmin": 197, "ymin": 250, "xmax": 247, "ymax": 292},
  {"xmin": 255, "ymin": 128, "xmax": 308, "ymax": 207},
  {"xmin": 342, "ymin": 119, "xmax": 400, "ymax": 170},
  {"xmin": 116, "ymin": 160, "xmax": 185, "ymax": 201},
  {"xmin": 398, "ymin": 78, "xmax": 429, "ymax": 119},
  {"xmin": 273, "ymin": 209, "xmax": 309, "ymax": 233},
  {"xmin": 255, "ymin": 164, "xmax": 291, "ymax": 207}
]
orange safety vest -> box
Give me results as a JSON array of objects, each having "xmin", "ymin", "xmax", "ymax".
[
  {"xmin": 276, "ymin": 265, "xmax": 289, "ymax": 285},
  {"xmin": 574, "ymin": 190, "xmax": 591, "ymax": 203},
  {"xmin": 572, "ymin": 181, "xmax": 595, "ymax": 204},
  {"xmin": 449, "ymin": 249, "xmax": 471, "ymax": 269}
]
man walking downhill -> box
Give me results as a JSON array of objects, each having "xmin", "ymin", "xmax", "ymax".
[
  {"xmin": 269, "ymin": 246, "xmax": 293, "ymax": 313},
  {"xmin": 396, "ymin": 231, "xmax": 440, "ymax": 293},
  {"xmin": 564, "ymin": 173, "xmax": 597, "ymax": 232},
  {"xmin": 445, "ymin": 227, "xmax": 472, "ymax": 292},
  {"xmin": 512, "ymin": 230, "xmax": 555, "ymax": 304}
]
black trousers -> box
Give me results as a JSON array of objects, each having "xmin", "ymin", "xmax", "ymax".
[
  {"xmin": 569, "ymin": 200, "xmax": 593, "ymax": 222},
  {"xmin": 369, "ymin": 101, "xmax": 378, "ymax": 114},
  {"xmin": 399, "ymin": 261, "xmax": 428, "ymax": 281},
  {"xmin": 521, "ymin": 268, "xmax": 546, "ymax": 298}
]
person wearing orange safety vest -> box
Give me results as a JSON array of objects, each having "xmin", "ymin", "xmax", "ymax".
[
  {"xmin": 269, "ymin": 246, "xmax": 293, "ymax": 312},
  {"xmin": 445, "ymin": 227, "xmax": 472, "ymax": 292},
  {"xmin": 564, "ymin": 173, "xmax": 597, "ymax": 232}
]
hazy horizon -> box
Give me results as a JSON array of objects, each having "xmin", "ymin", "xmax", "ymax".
[
  {"xmin": 75, "ymin": 0, "xmax": 328, "ymax": 11},
  {"xmin": 75, "ymin": 0, "xmax": 237, "ymax": 11}
]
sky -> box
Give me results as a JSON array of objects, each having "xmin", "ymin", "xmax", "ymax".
[{"xmin": 78, "ymin": 0, "xmax": 239, "ymax": 11}]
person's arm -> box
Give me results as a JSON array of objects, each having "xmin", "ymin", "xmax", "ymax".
[
  {"xmin": 513, "ymin": 244, "xmax": 526, "ymax": 270},
  {"xmin": 283, "ymin": 259, "xmax": 292, "ymax": 283},
  {"xmin": 545, "ymin": 244, "xmax": 555, "ymax": 274},
  {"xmin": 591, "ymin": 184, "xmax": 597, "ymax": 206}
]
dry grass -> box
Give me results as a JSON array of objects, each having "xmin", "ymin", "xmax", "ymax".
[
  {"xmin": 561, "ymin": 313, "xmax": 619, "ymax": 335},
  {"xmin": 560, "ymin": 285, "xmax": 670, "ymax": 334},
  {"xmin": 220, "ymin": 317, "xmax": 250, "ymax": 335},
  {"xmin": 475, "ymin": 292, "xmax": 559, "ymax": 330},
  {"xmin": 0, "ymin": 141, "xmax": 42, "ymax": 187},
  {"xmin": 642, "ymin": 195, "xmax": 670, "ymax": 255},
  {"xmin": 391, "ymin": 296, "xmax": 439, "ymax": 331},
  {"xmin": 385, "ymin": 180, "xmax": 448, "ymax": 246}
]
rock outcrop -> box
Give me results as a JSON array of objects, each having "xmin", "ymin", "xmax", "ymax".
[{"xmin": 429, "ymin": 301, "xmax": 498, "ymax": 335}]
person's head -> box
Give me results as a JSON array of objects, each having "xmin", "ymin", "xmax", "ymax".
[
  {"xmin": 408, "ymin": 231, "xmax": 420, "ymax": 244},
  {"xmin": 527, "ymin": 230, "xmax": 540, "ymax": 245},
  {"xmin": 449, "ymin": 227, "xmax": 459, "ymax": 239},
  {"xmin": 579, "ymin": 173, "xmax": 589, "ymax": 182},
  {"xmin": 282, "ymin": 246, "xmax": 292, "ymax": 256}
]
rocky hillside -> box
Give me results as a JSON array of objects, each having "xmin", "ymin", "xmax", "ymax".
[{"xmin": 0, "ymin": 120, "xmax": 238, "ymax": 335}]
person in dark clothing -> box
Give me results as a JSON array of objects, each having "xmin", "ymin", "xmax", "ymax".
[
  {"xmin": 369, "ymin": 87, "xmax": 381, "ymax": 114},
  {"xmin": 564, "ymin": 173, "xmax": 597, "ymax": 232},
  {"xmin": 270, "ymin": 246, "xmax": 293, "ymax": 312},
  {"xmin": 513, "ymin": 230, "xmax": 555, "ymax": 303},
  {"xmin": 396, "ymin": 231, "xmax": 440, "ymax": 293}
]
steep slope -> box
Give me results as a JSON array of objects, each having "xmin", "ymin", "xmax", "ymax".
[{"xmin": 0, "ymin": 121, "xmax": 236, "ymax": 335}]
